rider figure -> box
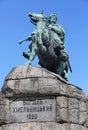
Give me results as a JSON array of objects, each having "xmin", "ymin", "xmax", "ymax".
[{"xmin": 48, "ymin": 14, "xmax": 69, "ymax": 80}]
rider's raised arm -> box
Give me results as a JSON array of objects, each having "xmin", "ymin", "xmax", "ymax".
[{"xmin": 26, "ymin": 35, "xmax": 32, "ymax": 41}]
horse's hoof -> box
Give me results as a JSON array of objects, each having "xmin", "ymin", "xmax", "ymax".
[
  {"xmin": 24, "ymin": 61, "xmax": 31, "ymax": 66},
  {"xmin": 23, "ymin": 52, "xmax": 30, "ymax": 59}
]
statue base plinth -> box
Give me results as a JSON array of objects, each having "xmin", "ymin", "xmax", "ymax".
[{"xmin": 0, "ymin": 66, "xmax": 88, "ymax": 130}]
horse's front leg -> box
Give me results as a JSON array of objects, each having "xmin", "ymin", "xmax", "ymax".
[
  {"xmin": 23, "ymin": 33, "xmax": 38, "ymax": 65},
  {"xmin": 37, "ymin": 29, "xmax": 46, "ymax": 53}
]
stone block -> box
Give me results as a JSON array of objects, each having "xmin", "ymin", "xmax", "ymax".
[
  {"xmin": 5, "ymin": 66, "xmax": 60, "ymax": 80},
  {"xmin": 68, "ymin": 98, "xmax": 79, "ymax": 109},
  {"xmin": 39, "ymin": 78, "xmax": 60, "ymax": 95},
  {"xmin": 55, "ymin": 123, "xmax": 70, "ymax": 130},
  {"xmin": 79, "ymin": 101, "xmax": 87, "ymax": 111},
  {"xmin": 42, "ymin": 122, "xmax": 55, "ymax": 130},
  {"xmin": 85, "ymin": 118, "xmax": 88, "ymax": 128},
  {"xmin": 4, "ymin": 78, "xmax": 39, "ymax": 97},
  {"xmin": 69, "ymin": 85, "xmax": 86, "ymax": 99},
  {"xmin": 5, "ymin": 66, "xmax": 28, "ymax": 79},
  {"xmin": 1, "ymin": 125, "xmax": 5, "ymax": 130},
  {"xmin": 5, "ymin": 66, "xmax": 44, "ymax": 80},
  {"xmin": 20, "ymin": 123, "xmax": 29, "ymax": 130},
  {"xmin": 79, "ymin": 111, "xmax": 87, "ymax": 125},
  {"xmin": 26, "ymin": 66, "xmax": 43, "ymax": 78},
  {"xmin": 11, "ymin": 123, "xmax": 20, "ymax": 130},
  {"xmin": 81, "ymin": 126, "xmax": 88, "ymax": 130},
  {"xmin": 59, "ymin": 84, "xmax": 70, "ymax": 96},
  {"xmin": 0, "ymin": 104, "xmax": 4, "ymax": 122},
  {"xmin": 1, "ymin": 124, "xmax": 19, "ymax": 130},
  {"xmin": 57, "ymin": 96, "xmax": 67, "ymax": 108},
  {"xmin": 70, "ymin": 124, "xmax": 81, "ymax": 130},
  {"xmin": 0, "ymin": 97, "xmax": 5, "ymax": 125},
  {"xmin": 28, "ymin": 122, "xmax": 42, "ymax": 130},
  {"xmin": 69, "ymin": 109, "xmax": 79, "ymax": 123},
  {"xmin": 0, "ymin": 95, "xmax": 4, "ymax": 105},
  {"xmin": 4, "ymin": 99, "xmax": 9, "ymax": 123},
  {"xmin": 4, "ymin": 124, "xmax": 14, "ymax": 130},
  {"xmin": 57, "ymin": 108, "xmax": 68, "ymax": 123}
]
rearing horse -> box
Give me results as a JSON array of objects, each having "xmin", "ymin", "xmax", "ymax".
[{"xmin": 19, "ymin": 12, "xmax": 72, "ymax": 80}]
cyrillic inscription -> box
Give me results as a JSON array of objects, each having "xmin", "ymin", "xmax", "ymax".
[{"xmin": 9, "ymin": 97, "xmax": 56, "ymax": 122}]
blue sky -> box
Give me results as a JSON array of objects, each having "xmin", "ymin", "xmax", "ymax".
[{"xmin": 0, "ymin": 0, "xmax": 88, "ymax": 94}]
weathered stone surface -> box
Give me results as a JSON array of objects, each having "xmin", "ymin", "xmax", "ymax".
[
  {"xmin": 1, "ymin": 123, "xmax": 19, "ymax": 130},
  {"xmin": 1, "ymin": 123, "xmax": 86, "ymax": 130},
  {"xmin": 0, "ymin": 95, "xmax": 9, "ymax": 125},
  {"xmin": 28, "ymin": 122, "xmax": 42, "ymax": 130},
  {"xmin": 0, "ymin": 95, "xmax": 4, "ymax": 124},
  {"xmin": 0, "ymin": 66, "xmax": 88, "ymax": 129},
  {"xmin": 55, "ymin": 123, "xmax": 70, "ymax": 130},
  {"xmin": 68, "ymin": 98, "xmax": 79, "ymax": 109},
  {"xmin": 2, "ymin": 66, "xmax": 85, "ymax": 98},
  {"xmin": 9, "ymin": 97, "xmax": 56, "ymax": 123},
  {"xmin": 57, "ymin": 108, "xmax": 68, "ymax": 123},
  {"xmin": 57, "ymin": 96, "xmax": 67, "ymax": 108},
  {"xmin": 70, "ymin": 124, "xmax": 81, "ymax": 130},
  {"xmin": 81, "ymin": 125, "xmax": 88, "ymax": 130},
  {"xmin": 79, "ymin": 101, "xmax": 87, "ymax": 125},
  {"xmin": 69, "ymin": 109, "xmax": 79, "ymax": 123},
  {"xmin": 38, "ymin": 78, "xmax": 60, "ymax": 95},
  {"xmin": 57, "ymin": 97, "xmax": 68, "ymax": 123},
  {"xmin": 59, "ymin": 84, "xmax": 70, "ymax": 96},
  {"xmin": 86, "ymin": 97, "xmax": 88, "ymax": 128},
  {"xmin": 79, "ymin": 111, "xmax": 87, "ymax": 125},
  {"xmin": 42, "ymin": 122, "xmax": 55, "ymax": 130},
  {"xmin": 42, "ymin": 122, "xmax": 70, "ymax": 130},
  {"xmin": 20, "ymin": 123, "xmax": 29, "ymax": 130},
  {"xmin": 69, "ymin": 85, "xmax": 86, "ymax": 100},
  {"xmin": 4, "ymin": 66, "xmax": 62, "ymax": 81},
  {"xmin": 79, "ymin": 101, "xmax": 87, "ymax": 111}
]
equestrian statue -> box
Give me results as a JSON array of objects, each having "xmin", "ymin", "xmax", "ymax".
[{"xmin": 19, "ymin": 11, "xmax": 72, "ymax": 81}]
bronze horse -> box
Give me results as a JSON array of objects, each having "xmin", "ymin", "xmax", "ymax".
[{"xmin": 19, "ymin": 12, "xmax": 72, "ymax": 80}]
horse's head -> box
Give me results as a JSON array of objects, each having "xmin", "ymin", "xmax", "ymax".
[{"xmin": 28, "ymin": 12, "xmax": 47, "ymax": 24}]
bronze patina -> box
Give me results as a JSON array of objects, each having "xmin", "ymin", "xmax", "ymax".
[{"xmin": 19, "ymin": 12, "xmax": 72, "ymax": 80}]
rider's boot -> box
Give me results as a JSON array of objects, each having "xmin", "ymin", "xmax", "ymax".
[
  {"xmin": 57, "ymin": 60, "xmax": 68, "ymax": 80},
  {"xmin": 63, "ymin": 70, "xmax": 68, "ymax": 81}
]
